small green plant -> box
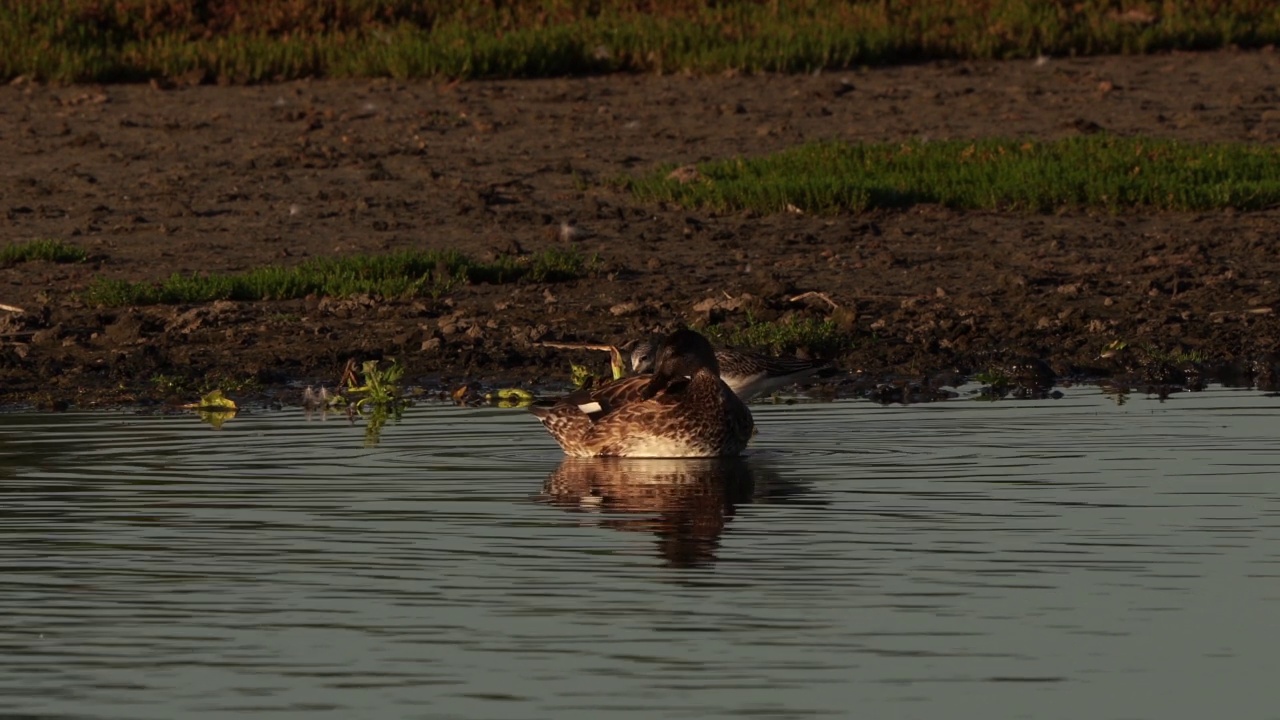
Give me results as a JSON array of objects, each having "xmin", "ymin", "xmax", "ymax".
[
  {"xmin": 150, "ymin": 373, "xmax": 191, "ymax": 394},
  {"xmin": 627, "ymin": 137, "xmax": 1280, "ymax": 214},
  {"xmin": 0, "ymin": 239, "xmax": 87, "ymax": 267},
  {"xmin": 974, "ymin": 368, "xmax": 1012, "ymax": 388},
  {"xmin": 569, "ymin": 362, "xmax": 595, "ymax": 389},
  {"xmin": 1101, "ymin": 339, "xmax": 1204, "ymax": 365},
  {"xmin": 332, "ymin": 359, "xmax": 408, "ymax": 446},
  {"xmin": 342, "ymin": 359, "xmax": 404, "ymax": 409}
]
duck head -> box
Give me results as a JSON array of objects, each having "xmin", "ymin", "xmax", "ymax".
[
  {"xmin": 642, "ymin": 329, "xmax": 721, "ymax": 399},
  {"xmin": 629, "ymin": 337, "xmax": 659, "ymax": 374}
]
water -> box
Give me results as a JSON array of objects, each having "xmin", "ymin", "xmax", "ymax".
[{"xmin": 2, "ymin": 386, "xmax": 1278, "ymax": 720}]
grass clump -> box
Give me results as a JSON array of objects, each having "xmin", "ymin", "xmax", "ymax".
[
  {"xmin": 3, "ymin": 1, "xmax": 1279, "ymax": 83},
  {"xmin": 628, "ymin": 136, "xmax": 1280, "ymax": 214},
  {"xmin": 83, "ymin": 247, "xmax": 588, "ymax": 307},
  {"xmin": 702, "ymin": 316, "xmax": 851, "ymax": 357},
  {"xmin": 0, "ymin": 239, "xmax": 87, "ymax": 267}
]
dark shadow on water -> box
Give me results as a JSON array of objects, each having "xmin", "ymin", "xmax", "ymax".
[{"xmin": 536, "ymin": 457, "xmax": 813, "ymax": 569}]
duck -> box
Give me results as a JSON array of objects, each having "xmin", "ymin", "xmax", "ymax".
[
  {"xmin": 530, "ymin": 329, "xmax": 755, "ymax": 458},
  {"xmin": 629, "ymin": 336, "xmax": 832, "ymax": 401}
]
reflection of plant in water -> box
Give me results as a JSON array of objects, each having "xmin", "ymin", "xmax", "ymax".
[
  {"xmin": 1101, "ymin": 383, "xmax": 1130, "ymax": 406},
  {"xmin": 302, "ymin": 358, "xmax": 409, "ymax": 445},
  {"xmin": 360, "ymin": 403, "xmax": 405, "ymax": 447}
]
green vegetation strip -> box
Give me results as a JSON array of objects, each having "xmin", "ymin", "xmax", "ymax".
[
  {"xmin": 3, "ymin": 1, "xmax": 1278, "ymax": 83},
  {"xmin": 703, "ymin": 317, "xmax": 851, "ymax": 357},
  {"xmin": 83, "ymin": 248, "xmax": 587, "ymax": 306},
  {"xmin": 628, "ymin": 137, "xmax": 1280, "ymax": 214},
  {"xmin": 0, "ymin": 239, "xmax": 87, "ymax": 267}
]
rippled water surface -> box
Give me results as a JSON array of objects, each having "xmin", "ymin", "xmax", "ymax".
[{"xmin": 3, "ymin": 386, "xmax": 1279, "ymax": 720}]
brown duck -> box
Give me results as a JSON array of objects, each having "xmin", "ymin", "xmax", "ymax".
[{"xmin": 530, "ymin": 329, "xmax": 755, "ymax": 457}]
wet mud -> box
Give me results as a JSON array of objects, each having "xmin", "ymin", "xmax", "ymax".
[{"xmin": 2, "ymin": 50, "xmax": 1280, "ymax": 408}]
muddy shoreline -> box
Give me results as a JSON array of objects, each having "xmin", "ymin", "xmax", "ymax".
[{"xmin": 3, "ymin": 50, "xmax": 1280, "ymax": 408}]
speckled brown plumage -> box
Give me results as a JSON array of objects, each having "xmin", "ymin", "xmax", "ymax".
[{"xmin": 530, "ymin": 330, "xmax": 755, "ymax": 458}]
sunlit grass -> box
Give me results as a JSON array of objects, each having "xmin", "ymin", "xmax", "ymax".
[
  {"xmin": 702, "ymin": 316, "xmax": 851, "ymax": 357},
  {"xmin": 627, "ymin": 136, "xmax": 1280, "ymax": 214},
  {"xmin": 0, "ymin": 239, "xmax": 87, "ymax": 267},
  {"xmin": 2, "ymin": 1, "xmax": 1278, "ymax": 83},
  {"xmin": 83, "ymin": 247, "xmax": 589, "ymax": 306}
]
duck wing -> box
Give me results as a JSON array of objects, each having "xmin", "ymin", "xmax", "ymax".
[{"xmin": 532, "ymin": 375, "xmax": 654, "ymax": 424}]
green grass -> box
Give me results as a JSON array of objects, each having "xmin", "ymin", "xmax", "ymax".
[
  {"xmin": 702, "ymin": 316, "xmax": 851, "ymax": 357},
  {"xmin": 0, "ymin": 239, "xmax": 87, "ymax": 267},
  {"xmin": 627, "ymin": 136, "xmax": 1280, "ymax": 214},
  {"xmin": 3, "ymin": 1, "xmax": 1279, "ymax": 83},
  {"xmin": 83, "ymin": 247, "xmax": 589, "ymax": 307}
]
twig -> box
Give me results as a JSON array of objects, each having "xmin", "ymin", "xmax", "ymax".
[
  {"xmin": 0, "ymin": 303, "xmax": 26, "ymax": 313},
  {"xmin": 1210, "ymin": 307, "xmax": 1274, "ymax": 318},
  {"xmin": 538, "ymin": 341, "xmax": 627, "ymax": 379},
  {"xmin": 788, "ymin": 291, "xmax": 840, "ymax": 310},
  {"xmin": 538, "ymin": 341, "xmax": 618, "ymax": 353},
  {"xmin": 339, "ymin": 357, "xmax": 359, "ymax": 388}
]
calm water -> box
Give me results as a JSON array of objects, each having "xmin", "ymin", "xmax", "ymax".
[{"xmin": 2, "ymin": 386, "xmax": 1278, "ymax": 720}]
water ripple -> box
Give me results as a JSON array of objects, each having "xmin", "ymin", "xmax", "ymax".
[{"xmin": 1, "ymin": 386, "xmax": 1277, "ymax": 719}]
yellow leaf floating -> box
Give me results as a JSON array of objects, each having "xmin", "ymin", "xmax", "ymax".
[
  {"xmin": 199, "ymin": 389, "xmax": 238, "ymax": 410},
  {"xmin": 183, "ymin": 389, "xmax": 238, "ymax": 428},
  {"xmin": 182, "ymin": 389, "xmax": 238, "ymax": 411},
  {"xmin": 487, "ymin": 387, "xmax": 534, "ymax": 408}
]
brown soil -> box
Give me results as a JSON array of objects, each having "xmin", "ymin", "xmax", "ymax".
[{"xmin": 3, "ymin": 50, "xmax": 1280, "ymax": 408}]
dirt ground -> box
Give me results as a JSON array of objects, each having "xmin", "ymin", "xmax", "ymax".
[{"xmin": 3, "ymin": 49, "xmax": 1280, "ymax": 408}]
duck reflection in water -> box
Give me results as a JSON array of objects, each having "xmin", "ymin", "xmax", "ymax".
[{"xmin": 537, "ymin": 456, "xmax": 810, "ymax": 568}]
